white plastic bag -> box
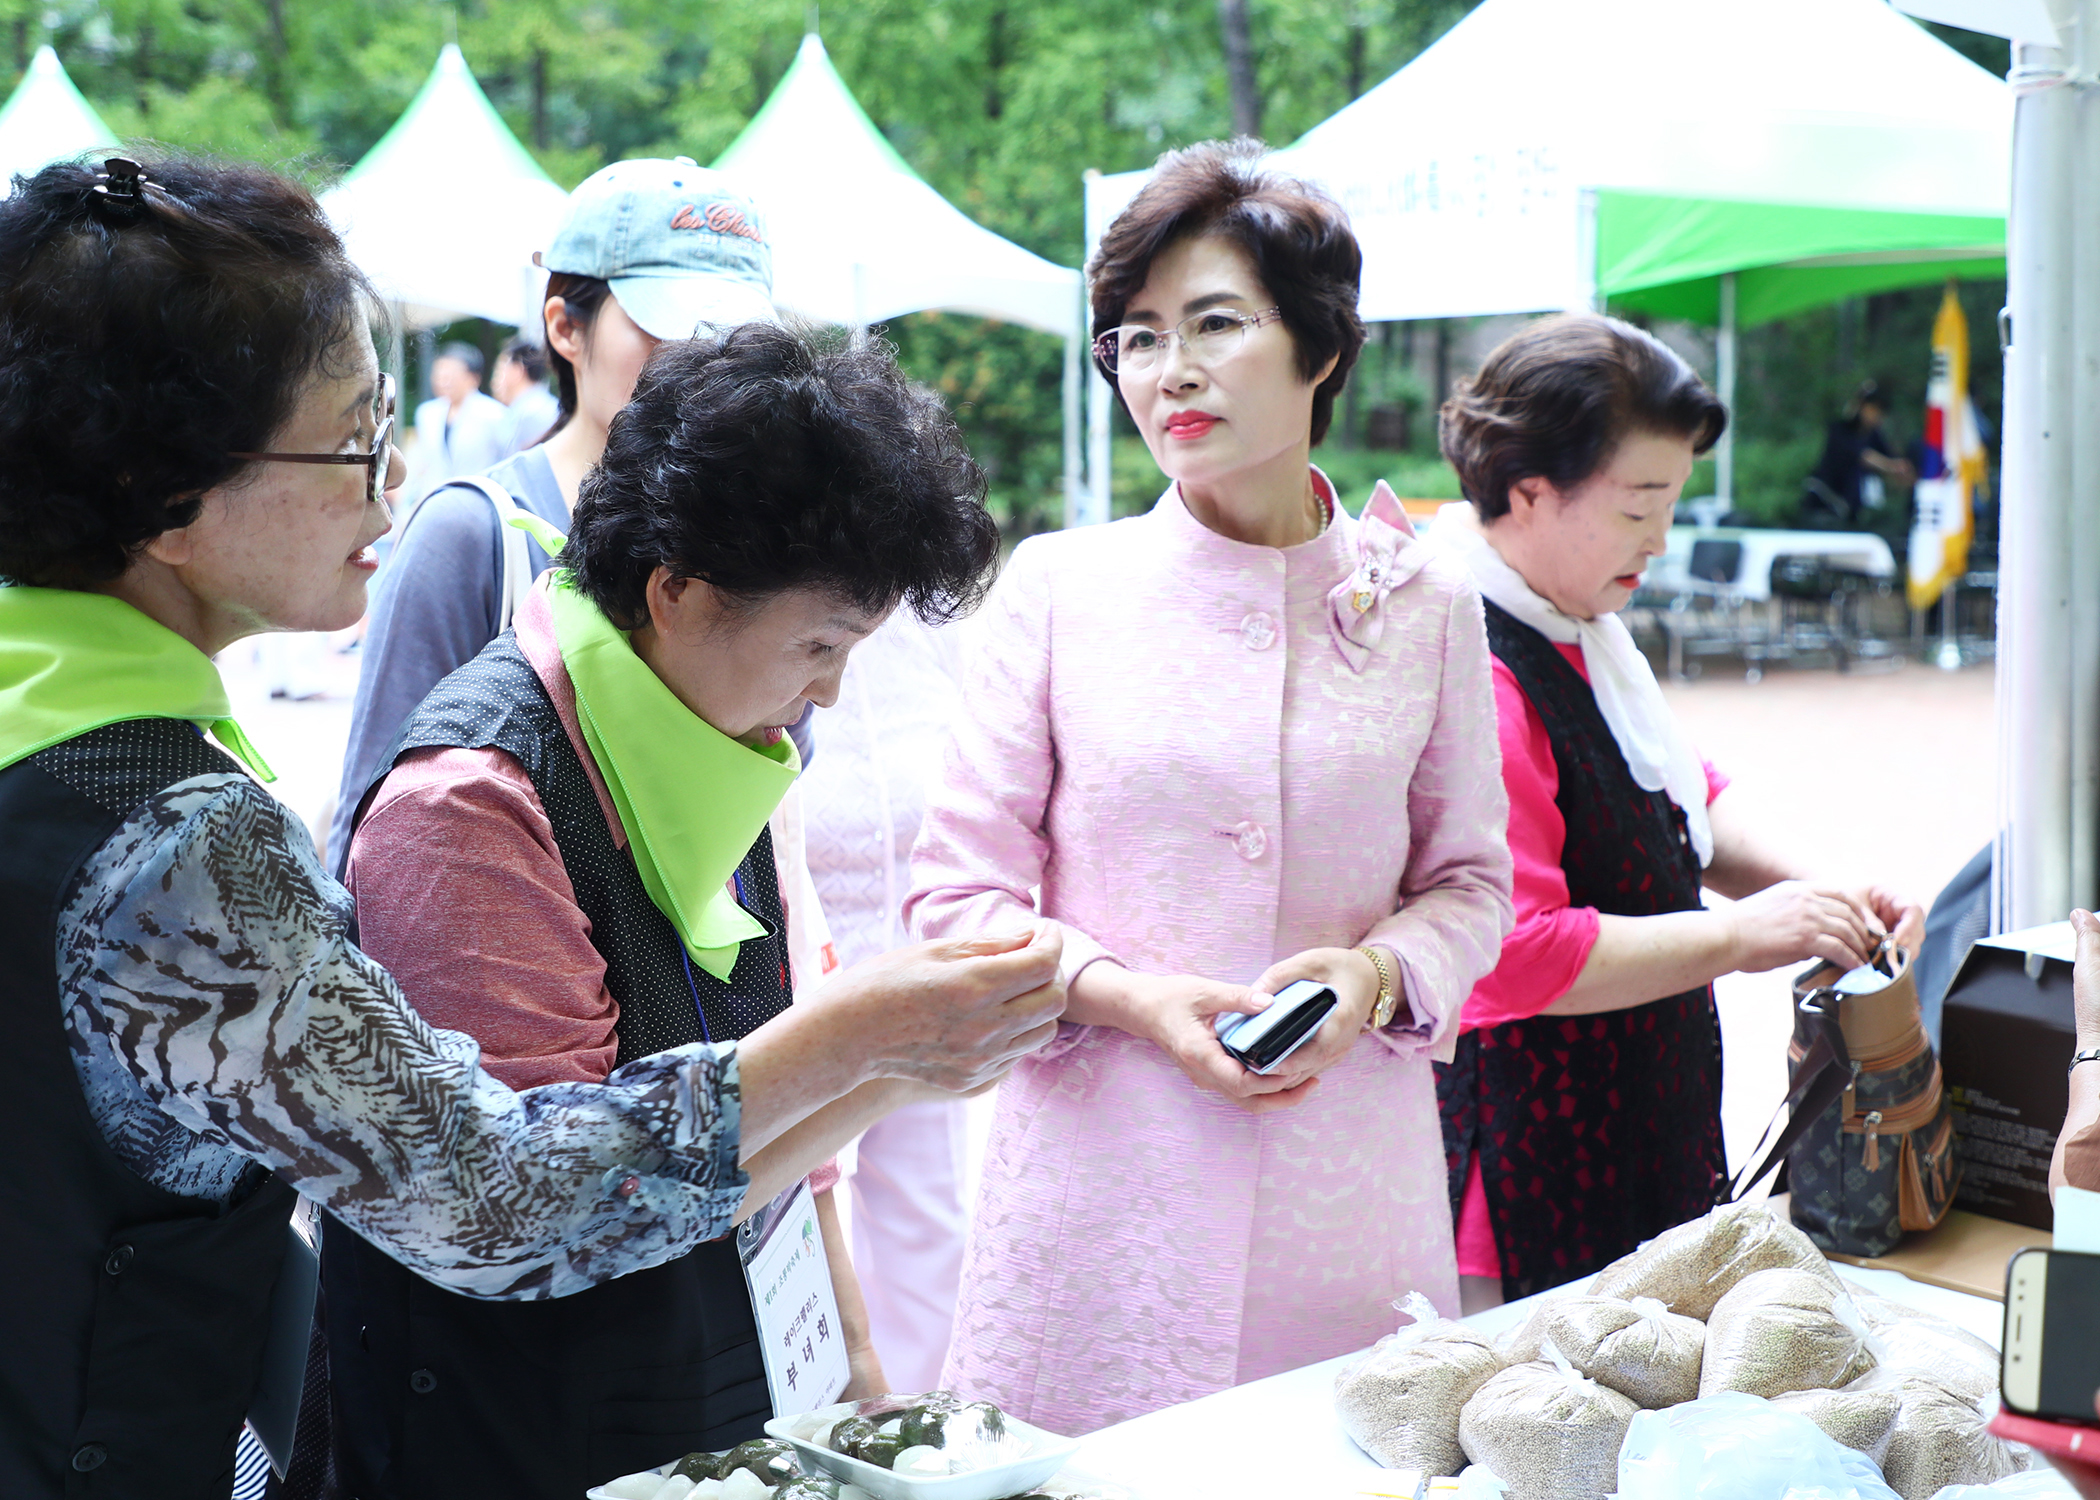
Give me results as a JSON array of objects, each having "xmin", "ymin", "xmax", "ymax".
[
  {"xmin": 1612, "ymin": 1390, "xmax": 1900, "ymax": 1500},
  {"xmin": 1335, "ymin": 1291, "xmax": 1506, "ymax": 1474}
]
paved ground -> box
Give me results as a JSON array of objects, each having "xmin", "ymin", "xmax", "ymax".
[
  {"xmin": 222, "ymin": 640, "xmax": 2000, "ymax": 1184},
  {"xmin": 1665, "ymin": 660, "xmax": 1997, "ymax": 1171}
]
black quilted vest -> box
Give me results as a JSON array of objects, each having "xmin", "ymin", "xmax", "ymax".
[
  {"xmin": 325, "ymin": 635, "xmax": 791, "ymax": 1499},
  {"xmin": 0, "ymin": 722, "xmax": 296, "ymax": 1500},
  {"xmin": 1435, "ymin": 601, "xmax": 1727, "ymax": 1300}
]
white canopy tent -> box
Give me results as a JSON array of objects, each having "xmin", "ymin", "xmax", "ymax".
[
  {"xmin": 321, "ymin": 44, "xmax": 569, "ymax": 331},
  {"xmin": 712, "ymin": 34, "xmax": 1085, "ymax": 515},
  {"xmin": 0, "ymin": 46, "xmax": 117, "ymax": 193},
  {"xmin": 1078, "ymin": 0, "xmax": 2012, "ymax": 521}
]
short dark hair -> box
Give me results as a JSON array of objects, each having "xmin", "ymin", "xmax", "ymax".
[
  {"xmin": 502, "ymin": 337, "xmax": 549, "ymax": 382},
  {"xmin": 436, "ymin": 340, "xmax": 484, "ymax": 377},
  {"xmin": 541, "ymin": 270, "xmax": 611, "ymax": 438},
  {"xmin": 1440, "ymin": 313, "xmax": 1728, "ymax": 522},
  {"xmin": 0, "ymin": 155, "xmax": 371, "ymax": 587},
  {"xmin": 567, "ymin": 323, "xmax": 999, "ymax": 631},
  {"xmin": 1087, "ymin": 138, "xmax": 1365, "ymax": 445}
]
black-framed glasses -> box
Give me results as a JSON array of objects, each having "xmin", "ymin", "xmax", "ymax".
[
  {"xmin": 1093, "ymin": 306, "xmax": 1286, "ymax": 375},
  {"xmin": 228, "ymin": 374, "xmax": 397, "ymax": 507}
]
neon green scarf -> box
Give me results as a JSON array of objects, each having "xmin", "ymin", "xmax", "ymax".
[
  {"xmin": 547, "ymin": 574, "xmax": 798, "ymax": 981},
  {"xmin": 0, "ymin": 586, "xmax": 273, "ymax": 780}
]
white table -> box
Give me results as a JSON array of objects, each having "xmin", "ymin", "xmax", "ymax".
[
  {"xmin": 1070, "ymin": 1267, "xmax": 2003, "ymax": 1500},
  {"xmin": 1645, "ymin": 527, "xmax": 1898, "ymax": 603}
]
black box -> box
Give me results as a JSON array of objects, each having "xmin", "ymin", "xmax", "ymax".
[{"xmin": 1942, "ymin": 925, "xmax": 2078, "ymax": 1230}]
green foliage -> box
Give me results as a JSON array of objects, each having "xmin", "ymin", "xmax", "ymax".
[{"xmin": 4, "ymin": 3, "xmax": 2010, "ymax": 545}]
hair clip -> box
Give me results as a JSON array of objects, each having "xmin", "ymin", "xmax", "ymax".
[{"xmin": 91, "ymin": 157, "xmax": 149, "ymax": 203}]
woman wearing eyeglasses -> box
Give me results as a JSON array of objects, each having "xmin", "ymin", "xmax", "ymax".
[
  {"xmin": 0, "ymin": 156, "xmax": 1062, "ymax": 1500},
  {"xmin": 907, "ymin": 140, "xmax": 1514, "ymax": 1433}
]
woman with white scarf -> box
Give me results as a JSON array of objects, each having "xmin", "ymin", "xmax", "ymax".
[{"xmin": 1428, "ymin": 314, "xmax": 1923, "ymax": 1313}]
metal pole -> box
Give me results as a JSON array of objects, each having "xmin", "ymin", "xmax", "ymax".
[
  {"xmin": 1062, "ymin": 322, "xmax": 1083, "ymax": 530},
  {"xmin": 1716, "ymin": 271, "xmax": 1738, "ymax": 510},
  {"xmin": 1999, "ymin": 0, "xmax": 2089, "ymax": 931},
  {"xmin": 1081, "ymin": 167, "xmax": 1112, "ymax": 528}
]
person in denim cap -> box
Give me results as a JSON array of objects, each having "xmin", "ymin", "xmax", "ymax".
[{"xmin": 327, "ymin": 158, "xmax": 789, "ymax": 876}]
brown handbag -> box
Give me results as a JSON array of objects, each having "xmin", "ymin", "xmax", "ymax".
[{"xmin": 1731, "ymin": 943, "xmax": 1960, "ymax": 1256}]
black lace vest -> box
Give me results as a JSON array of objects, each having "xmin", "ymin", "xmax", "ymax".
[
  {"xmin": 1435, "ymin": 601, "xmax": 1727, "ymax": 1299},
  {"xmin": 326, "ymin": 634, "xmax": 790, "ymax": 1498}
]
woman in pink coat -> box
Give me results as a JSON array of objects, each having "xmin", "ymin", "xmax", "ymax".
[{"xmin": 906, "ymin": 141, "xmax": 1515, "ymax": 1434}]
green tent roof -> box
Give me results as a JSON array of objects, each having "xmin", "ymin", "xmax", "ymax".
[{"xmin": 1598, "ymin": 189, "xmax": 2005, "ymax": 327}]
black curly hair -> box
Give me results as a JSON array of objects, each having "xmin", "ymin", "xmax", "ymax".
[
  {"xmin": 0, "ymin": 155, "xmax": 372, "ymax": 588},
  {"xmin": 566, "ymin": 322, "xmax": 1000, "ymax": 631}
]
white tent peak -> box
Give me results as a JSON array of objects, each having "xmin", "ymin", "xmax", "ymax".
[
  {"xmin": 338, "ymin": 43, "xmax": 554, "ymax": 193},
  {"xmin": 719, "ymin": 34, "xmax": 915, "ymax": 182},
  {"xmin": 713, "ymin": 30, "xmax": 1079, "ymax": 337},
  {"xmin": 0, "ymin": 45, "xmax": 118, "ymax": 196},
  {"xmin": 322, "ymin": 43, "xmax": 569, "ymax": 328}
]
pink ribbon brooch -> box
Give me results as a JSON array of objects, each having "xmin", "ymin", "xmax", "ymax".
[{"xmin": 1326, "ymin": 481, "xmax": 1428, "ymax": 672}]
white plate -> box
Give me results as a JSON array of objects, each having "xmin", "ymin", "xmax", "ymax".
[{"xmin": 766, "ymin": 1401, "xmax": 1083, "ymax": 1500}]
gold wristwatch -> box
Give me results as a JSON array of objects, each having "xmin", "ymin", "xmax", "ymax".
[{"xmin": 1357, "ymin": 945, "xmax": 1398, "ymax": 1030}]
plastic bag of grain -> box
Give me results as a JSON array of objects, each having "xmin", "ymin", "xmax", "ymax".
[
  {"xmin": 1923, "ymin": 1471, "xmax": 2080, "ymax": 1498},
  {"xmin": 1590, "ymin": 1202, "xmax": 1844, "ymax": 1320},
  {"xmin": 1700, "ymin": 1268, "xmax": 1879, "ymax": 1400},
  {"xmin": 1456, "ymin": 1338, "xmax": 1639, "ymax": 1500},
  {"xmin": 1868, "ymin": 1377, "xmax": 2028, "ymax": 1500},
  {"xmin": 1503, "ymin": 1295, "xmax": 1705, "ymax": 1409},
  {"xmin": 1615, "ymin": 1390, "xmax": 1899, "ymax": 1500},
  {"xmin": 1849, "ymin": 1293, "xmax": 2003, "ymax": 1411},
  {"xmin": 1770, "ymin": 1383, "xmax": 1905, "ymax": 1464},
  {"xmin": 1334, "ymin": 1291, "xmax": 1504, "ymax": 1474}
]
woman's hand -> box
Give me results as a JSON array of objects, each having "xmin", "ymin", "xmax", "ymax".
[
  {"xmin": 1073, "ymin": 963, "xmax": 1317, "ymax": 1113},
  {"xmin": 1241, "ymin": 947, "xmax": 1386, "ymax": 1092},
  {"xmin": 1723, "ymin": 881, "xmax": 1883, "ymax": 974},
  {"xmin": 1843, "ymin": 882, "xmax": 1925, "ymax": 954},
  {"xmin": 842, "ymin": 1337, "xmax": 890, "ymax": 1403},
  {"xmin": 835, "ymin": 926, "xmax": 1067, "ymax": 1093}
]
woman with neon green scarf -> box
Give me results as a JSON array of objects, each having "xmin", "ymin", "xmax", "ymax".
[
  {"xmin": 331, "ymin": 324, "xmax": 1037, "ymax": 1493},
  {"xmin": 0, "ymin": 157, "xmax": 1061, "ymax": 1500}
]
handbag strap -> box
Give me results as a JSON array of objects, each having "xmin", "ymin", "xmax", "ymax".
[{"xmin": 1726, "ymin": 988, "xmax": 1856, "ymax": 1203}]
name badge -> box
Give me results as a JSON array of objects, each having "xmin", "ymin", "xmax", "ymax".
[{"xmin": 737, "ymin": 1178, "xmax": 849, "ymax": 1415}]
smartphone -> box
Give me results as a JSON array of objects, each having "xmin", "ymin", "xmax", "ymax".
[
  {"xmin": 1213, "ymin": 979, "xmax": 1339, "ymax": 1075},
  {"xmin": 2003, "ymin": 1248, "xmax": 2100, "ymax": 1422}
]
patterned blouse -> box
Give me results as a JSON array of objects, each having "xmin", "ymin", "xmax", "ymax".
[{"xmin": 60, "ymin": 763, "xmax": 748, "ymax": 1301}]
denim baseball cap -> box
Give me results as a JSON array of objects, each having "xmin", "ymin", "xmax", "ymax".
[{"xmin": 537, "ymin": 157, "xmax": 774, "ymax": 340}]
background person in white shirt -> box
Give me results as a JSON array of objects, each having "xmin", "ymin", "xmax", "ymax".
[
  {"xmin": 492, "ymin": 336, "xmax": 560, "ymax": 457},
  {"xmin": 408, "ymin": 340, "xmax": 510, "ymax": 504}
]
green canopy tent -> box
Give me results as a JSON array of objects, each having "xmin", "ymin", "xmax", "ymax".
[
  {"xmin": 1083, "ymin": 0, "xmax": 2011, "ymax": 514},
  {"xmin": 0, "ymin": 46, "xmax": 117, "ymax": 195},
  {"xmin": 1597, "ymin": 193, "xmax": 2005, "ymax": 328}
]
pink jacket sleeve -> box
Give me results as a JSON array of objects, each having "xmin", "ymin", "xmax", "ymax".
[
  {"xmin": 905, "ymin": 545, "xmax": 1120, "ymax": 1000},
  {"xmin": 1360, "ymin": 581, "xmax": 1516, "ymax": 1063}
]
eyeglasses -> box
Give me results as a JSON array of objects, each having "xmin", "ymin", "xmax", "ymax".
[
  {"xmin": 228, "ymin": 374, "xmax": 397, "ymax": 508},
  {"xmin": 1093, "ymin": 306, "xmax": 1285, "ymax": 375}
]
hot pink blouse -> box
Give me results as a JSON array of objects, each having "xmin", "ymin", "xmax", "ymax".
[{"xmin": 1453, "ymin": 639, "xmax": 1725, "ymax": 1276}]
